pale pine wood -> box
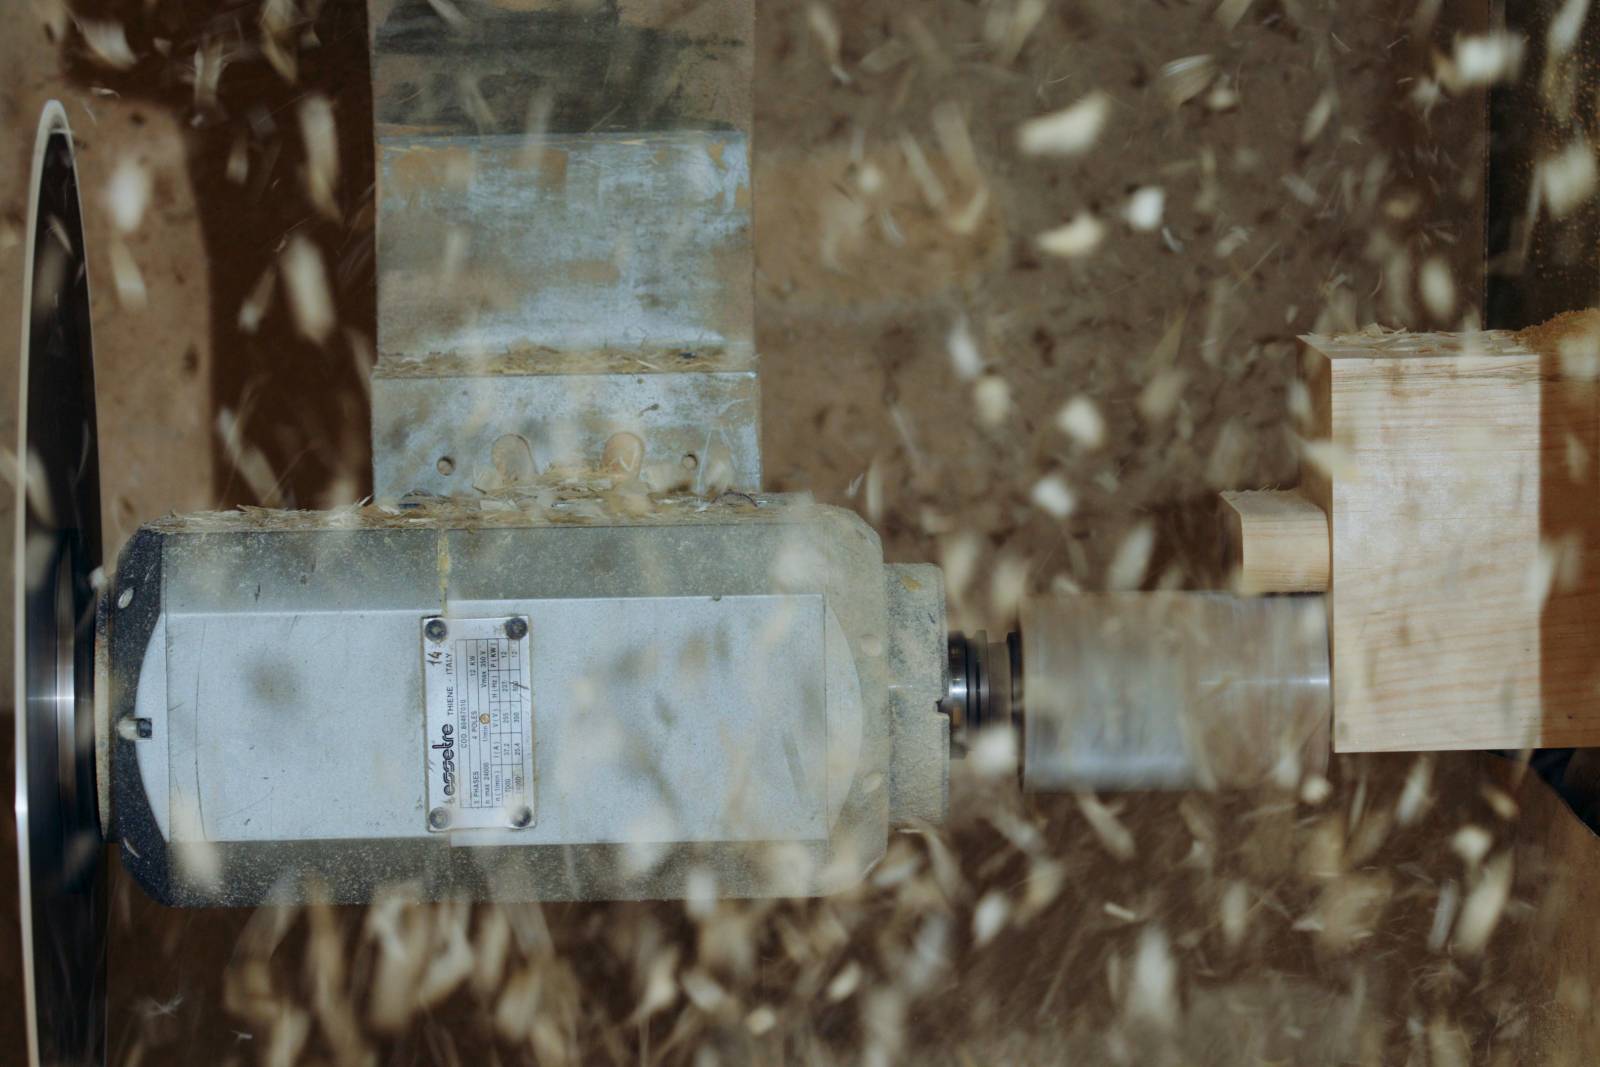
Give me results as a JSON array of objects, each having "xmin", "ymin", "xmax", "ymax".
[
  {"xmin": 1303, "ymin": 323, "xmax": 1600, "ymax": 752},
  {"xmin": 1220, "ymin": 489, "xmax": 1330, "ymax": 594}
]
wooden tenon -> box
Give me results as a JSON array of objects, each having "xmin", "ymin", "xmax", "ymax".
[{"xmin": 1227, "ymin": 318, "xmax": 1600, "ymax": 752}]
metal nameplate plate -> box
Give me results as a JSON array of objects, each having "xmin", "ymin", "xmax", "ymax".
[{"xmin": 421, "ymin": 615, "xmax": 535, "ymax": 832}]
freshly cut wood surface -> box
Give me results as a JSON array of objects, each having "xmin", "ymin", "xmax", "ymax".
[
  {"xmin": 1220, "ymin": 489, "xmax": 1330, "ymax": 594},
  {"xmin": 1304, "ymin": 319, "xmax": 1600, "ymax": 752}
]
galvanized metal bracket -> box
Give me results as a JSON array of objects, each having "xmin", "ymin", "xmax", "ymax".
[{"xmin": 366, "ymin": 0, "xmax": 759, "ymax": 500}]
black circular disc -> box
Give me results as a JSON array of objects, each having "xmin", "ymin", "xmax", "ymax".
[{"xmin": 14, "ymin": 101, "xmax": 106, "ymax": 1067}]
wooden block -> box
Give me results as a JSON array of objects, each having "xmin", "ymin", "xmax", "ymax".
[
  {"xmin": 1220, "ymin": 489, "xmax": 1330, "ymax": 594},
  {"xmin": 1304, "ymin": 320, "xmax": 1600, "ymax": 752}
]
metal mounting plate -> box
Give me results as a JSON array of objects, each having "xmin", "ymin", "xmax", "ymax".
[{"xmin": 421, "ymin": 615, "xmax": 536, "ymax": 833}]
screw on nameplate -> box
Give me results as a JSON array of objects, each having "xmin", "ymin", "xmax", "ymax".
[
  {"xmin": 424, "ymin": 617, "xmax": 448, "ymax": 642},
  {"xmin": 427, "ymin": 807, "xmax": 450, "ymax": 830},
  {"xmin": 504, "ymin": 616, "xmax": 528, "ymax": 640}
]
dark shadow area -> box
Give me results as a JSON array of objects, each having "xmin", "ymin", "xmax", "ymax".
[
  {"xmin": 1488, "ymin": 2, "xmax": 1600, "ymax": 830},
  {"xmin": 1530, "ymin": 318, "xmax": 1600, "ymax": 833},
  {"xmin": 63, "ymin": 0, "xmax": 376, "ymax": 510},
  {"xmin": 1489, "ymin": 0, "xmax": 1600, "ymax": 329},
  {"xmin": 51, "ymin": 6, "xmax": 377, "ymax": 1061}
]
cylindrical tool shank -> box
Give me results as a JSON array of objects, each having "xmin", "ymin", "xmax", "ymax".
[{"xmin": 1020, "ymin": 593, "xmax": 1330, "ymax": 791}]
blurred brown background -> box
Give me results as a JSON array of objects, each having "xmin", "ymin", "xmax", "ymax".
[{"xmin": 6, "ymin": 0, "xmax": 1600, "ymax": 1063}]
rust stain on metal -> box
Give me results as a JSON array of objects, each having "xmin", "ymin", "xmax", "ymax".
[
  {"xmin": 534, "ymin": 147, "xmax": 569, "ymax": 191},
  {"xmin": 565, "ymin": 258, "xmax": 623, "ymax": 286},
  {"xmin": 384, "ymin": 142, "xmax": 475, "ymax": 197}
]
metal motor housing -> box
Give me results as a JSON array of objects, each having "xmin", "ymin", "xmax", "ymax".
[{"xmin": 101, "ymin": 495, "xmax": 949, "ymax": 906}]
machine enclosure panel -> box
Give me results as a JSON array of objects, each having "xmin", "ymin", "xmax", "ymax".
[
  {"xmin": 156, "ymin": 596, "xmax": 831, "ymax": 845},
  {"xmin": 105, "ymin": 498, "xmax": 897, "ymax": 905}
]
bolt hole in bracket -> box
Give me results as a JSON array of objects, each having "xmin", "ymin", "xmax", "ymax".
[{"xmin": 419, "ymin": 615, "xmax": 537, "ymax": 833}]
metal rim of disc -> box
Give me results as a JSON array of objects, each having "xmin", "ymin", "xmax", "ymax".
[{"xmin": 14, "ymin": 100, "xmax": 106, "ymax": 1067}]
